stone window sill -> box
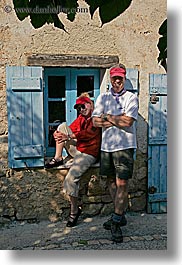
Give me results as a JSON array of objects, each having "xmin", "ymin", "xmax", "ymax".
[{"xmin": 45, "ymin": 157, "xmax": 100, "ymax": 170}]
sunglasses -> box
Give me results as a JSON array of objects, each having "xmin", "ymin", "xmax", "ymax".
[{"xmin": 76, "ymin": 104, "xmax": 86, "ymax": 112}]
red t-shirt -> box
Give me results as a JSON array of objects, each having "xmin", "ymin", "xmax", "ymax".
[{"xmin": 69, "ymin": 114, "xmax": 101, "ymax": 158}]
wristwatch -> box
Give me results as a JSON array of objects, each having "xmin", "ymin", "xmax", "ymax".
[
  {"xmin": 67, "ymin": 134, "xmax": 71, "ymax": 141},
  {"xmin": 102, "ymin": 114, "xmax": 108, "ymax": 121}
]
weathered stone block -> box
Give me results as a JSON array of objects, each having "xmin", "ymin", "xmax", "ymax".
[
  {"xmin": 83, "ymin": 203, "xmax": 103, "ymax": 216},
  {"xmin": 128, "ymin": 193, "xmax": 146, "ymax": 211}
]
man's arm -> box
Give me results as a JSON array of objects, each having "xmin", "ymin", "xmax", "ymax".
[
  {"xmin": 92, "ymin": 93, "xmax": 138, "ymax": 129},
  {"xmin": 92, "ymin": 116, "xmax": 113, "ymax": 128},
  {"xmin": 92, "ymin": 114, "xmax": 135, "ymax": 129},
  {"xmin": 106, "ymin": 114, "xmax": 135, "ymax": 128}
]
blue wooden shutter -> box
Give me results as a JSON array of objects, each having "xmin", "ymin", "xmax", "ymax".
[
  {"xmin": 148, "ymin": 74, "xmax": 167, "ymax": 213},
  {"xmin": 125, "ymin": 68, "xmax": 139, "ymax": 93},
  {"xmin": 125, "ymin": 68, "xmax": 139, "ymax": 160},
  {"xmin": 6, "ymin": 66, "xmax": 44, "ymax": 168}
]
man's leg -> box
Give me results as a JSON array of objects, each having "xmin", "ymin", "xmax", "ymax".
[
  {"xmin": 110, "ymin": 149, "xmax": 132, "ymax": 242},
  {"xmin": 108, "ymin": 179, "xmax": 116, "ymax": 202},
  {"xmin": 103, "ymin": 178, "xmax": 127, "ymax": 230},
  {"xmin": 107, "ymin": 178, "xmax": 128, "ymax": 214},
  {"xmin": 112, "ymin": 149, "xmax": 133, "ymax": 219},
  {"xmin": 114, "ymin": 178, "xmax": 128, "ymax": 215},
  {"xmin": 109, "ymin": 178, "xmax": 128, "ymax": 243}
]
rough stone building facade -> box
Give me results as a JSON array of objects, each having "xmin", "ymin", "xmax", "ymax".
[{"xmin": 0, "ymin": 0, "xmax": 166, "ymax": 223}]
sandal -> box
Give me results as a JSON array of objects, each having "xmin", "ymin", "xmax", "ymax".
[
  {"xmin": 66, "ymin": 207, "xmax": 82, "ymax": 227},
  {"xmin": 45, "ymin": 157, "xmax": 63, "ymax": 169}
]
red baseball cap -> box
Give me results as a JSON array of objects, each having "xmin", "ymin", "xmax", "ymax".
[
  {"xmin": 74, "ymin": 96, "xmax": 92, "ymax": 109},
  {"xmin": 110, "ymin": 67, "xmax": 126, "ymax": 78}
]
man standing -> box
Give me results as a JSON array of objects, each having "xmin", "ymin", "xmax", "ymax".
[{"xmin": 92, "ymin": 65, "xmax": 139, "ymax": 243}]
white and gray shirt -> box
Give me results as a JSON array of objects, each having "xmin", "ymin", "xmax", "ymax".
[{"xmin": 92, "ymin": 90, "xmax": 139, "ymax": 152}]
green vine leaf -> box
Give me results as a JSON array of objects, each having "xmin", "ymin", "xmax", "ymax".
[
  {"xmin": 13, "ymin": 0, "xmax": 29, "ymax": 20},
  {"xmin": 12, "ymin": 0, "xmax": 167, "ymax": 70},
  {"xmin": 157, "ymin": 19, "xmax": 167, "ymax": 72},
  {"xmin": 86, "ymin": 0, "xmax": 132, "ymax": 24}
]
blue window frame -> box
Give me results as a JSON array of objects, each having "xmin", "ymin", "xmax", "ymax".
[{"xmin": 44, "ymin": 68, "xmax": 100, "ymax": 157}]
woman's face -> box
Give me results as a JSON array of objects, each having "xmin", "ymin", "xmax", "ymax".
[{"xmin": 76, "ymin": 102, "xmax": 93, "ymax": 117}]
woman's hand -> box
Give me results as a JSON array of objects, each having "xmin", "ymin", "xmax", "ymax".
[{"xmin": 53, "ymin": 131, "xmax": 68, "ymax": 144}]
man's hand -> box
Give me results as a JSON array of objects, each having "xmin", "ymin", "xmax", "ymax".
[
  {"xmin": 106, "ymin": 113, "xmax": 135, "ymax": 128},
  {"xmin": 92, "ymin": 116, "xmax": 113, "ymax": 128},
  {"xmin": 93, "ymin": 113, "xmax": 135, "ymax": 129}
]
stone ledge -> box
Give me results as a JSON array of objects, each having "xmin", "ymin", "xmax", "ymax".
[
  {"xmin": 27, "ymin": 54, "xmax": 119, "ymax": 68},
  {"xmin": 45, "ymin": 156, "xmax": 100, "ymax": 170},
  {"xmin": 56, "ymin": 161, "xmax": 100, "ymax": 170}
]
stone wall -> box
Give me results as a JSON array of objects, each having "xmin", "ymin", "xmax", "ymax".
[
  {"xmin": 0, "ymin": 0, "xmax": 166, "ymax": 222},
  {"xmin": 0, "ymin": 149, "xmax": 146, "ymax": 223}
]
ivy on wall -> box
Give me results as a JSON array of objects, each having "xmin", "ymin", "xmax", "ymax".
[{"xmin": 12, "ymin": 0, "xmax": 167, "ymax": 71}]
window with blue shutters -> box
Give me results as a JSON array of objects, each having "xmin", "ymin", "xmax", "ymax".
[
  {"xmin": 6, "ymin": 66, "xmax": 138, "ymax": 168},
  {"xmin": 6, "ymin": 66, "xmax": 100, "ymax": 168}
]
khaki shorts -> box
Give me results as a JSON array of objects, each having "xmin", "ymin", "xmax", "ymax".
[
  {"xmin": 100, "ymin": 149, "xmax": 134, "ymax": 180},
  {"xmin": 58, "ymin": 123, "xmax": 96, "ymax": 197}
]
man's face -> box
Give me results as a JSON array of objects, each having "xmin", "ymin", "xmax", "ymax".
[
  {"xmin": 76, "ymin": 102, "xmax": 93, "ymax": 117},
  {"xmin": 111, "ymin": 76, "xmax": 125, "ymax": 93}
]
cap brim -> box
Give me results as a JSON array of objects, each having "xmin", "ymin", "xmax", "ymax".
[{"xmin": 110, "ymin": 74, "xmax": 125, "ymax": 78}]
